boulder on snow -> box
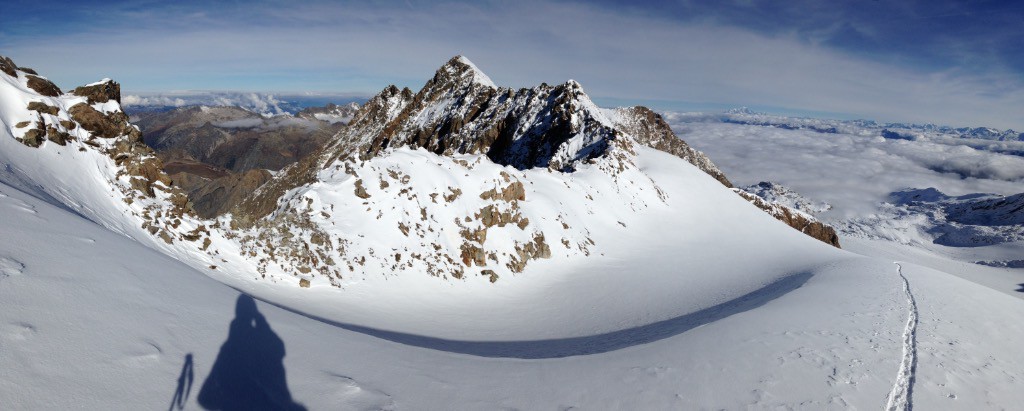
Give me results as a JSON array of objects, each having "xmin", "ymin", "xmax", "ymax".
[
  {"xmin": 25, "ymin": 75, "xmax": 62, "ymax": 97},
  {"xmin": 0, "ymin": 56, "xmax": 17, "ymax": 77},
  {"xmin": 27, "ymin": 101, "xmax": 59, "ymax": 115},
  {"xmin": 68, "ymin": 103, "xmax": 139, "ymax": 140}
]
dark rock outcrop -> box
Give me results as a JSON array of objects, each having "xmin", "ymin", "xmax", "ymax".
[
  {"xmin": 68, "ymin": 103, "xmax": 140, "ymax": 140},
  {"xmin": 27, "ymin": 101, "xmax": 60, "ymax": 115},
  {"xmin": 944, "ymin": 192, "xmax": 1024, "ymax": 226},
  {"xmin": 72, "ymin": 80, "xmax": 121, "ymax": 104},
  {"xmin": 0, "ymin": 56, "xmax": 17, "ymax": 77},
  {"xmin": 25, "ymin": 75, "xmax": 62, "ymax": 97},
  {"xmin": 608, "ymin": 106, "xmax": 732, "ymax": 187}
]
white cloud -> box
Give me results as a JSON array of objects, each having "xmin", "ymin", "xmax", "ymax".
[
  {"xmin": 670, "ymin": 118, "xmax": 1024, "ymax": 220},
  {"xmin": 122, "ymin": 91, "xmax": 291, "ymax": 116}
]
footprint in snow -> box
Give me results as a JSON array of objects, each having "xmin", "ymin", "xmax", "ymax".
[
  {"xmin": 117, "ymin": 340, "xmax": 164, "ymax": 367},
  {"xmin": 0, "ymin": 256, "xmax": 25, "ymax": 279},
  {"xmin": 2, "ymin": 322, "xmax": 37, "ymax": 341},
  {"xmin": 319, "ymin": 372, "xmax": 396, "ymax": 411}
]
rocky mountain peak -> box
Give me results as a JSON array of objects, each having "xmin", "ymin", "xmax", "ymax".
[
  {"xmin": 432, "ymin": 55, "xmax": 497, "ymax": 89},
  {"xmin": 233, "ymin": 56, "xmax": 735, "ymax": 224}
]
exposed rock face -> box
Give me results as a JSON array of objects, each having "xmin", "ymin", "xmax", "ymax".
[
  {"xmin": 72, "ymin": 80, "xmax": 121, "ymax": 104},
  {"xmin": 740, "ymin": 181, "xmax": 833, "ymax": 215},
  {"xmin": 0, "ymin": 56, "xmax": 16, "ymax": 77},
  {"xmin": 734, "ymin": 189, "xmax": 841, "ymax": 248},
  {"xmin": 68, "ymin": 103, "xmax": 141, "ymax": 140},
  {"xmin": 27, "ymin": 101, "xmax": 59, "ymax": 115},
  {"xmin": 25, "ymin": 75, "xmax": 62, "ymax": 97},
  {"xmin": 350, "ymin": 59, "xmax": 627, "ymax": 172},
  {"xmin": 606, "ymin": 106, "xmax": 732, "ymax": 187}
]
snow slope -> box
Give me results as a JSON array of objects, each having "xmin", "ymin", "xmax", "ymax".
[
  {"xmin": 4, "ymin": 178, "xmax": 1024, "ymax": 409},
  {"xmin": 0, "ymin": 55, "xmax": 836, "ymax": 342}
]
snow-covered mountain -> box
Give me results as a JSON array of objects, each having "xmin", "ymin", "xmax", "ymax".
[
  {"xmin": 296, "ymin": 102, "xmax": 361, "ymax": 124},
  {"xmin": 0, "ymin": 53, "xmax": 848, "ymax": 332},
  {"xmin": 226, "ymin": 56, "xmax": 756, "ymax": 285},
  {"xmin": 740, "ymin": 181, "xmax": 833, "ymax": 216},
  {"xmin": 843, "ymin": 187, "xmax": 1024, "ymax": 248}
]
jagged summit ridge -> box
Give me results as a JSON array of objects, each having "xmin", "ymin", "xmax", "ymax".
[
  {"xmin": 235, "ymin": 56, "xmax": 732, "ymax": 223},
  {"xmin": 220, "ymin": 56, "xmax": 774, "ymax": 285},
  {"xmin": 341, "ymin": 55, "xmax": 728, "ymax": 175},
  {"xmin": 445, "ymin": 55, "xmax": 496, "ymax": 88}
]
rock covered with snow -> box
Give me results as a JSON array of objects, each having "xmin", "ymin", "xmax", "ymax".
[
  {"xmin": 734, "ymin": 188, "xmax": 841, "ymax": 248},
  {"xmin": 740, "ymin": 181, "xmax": 832, "ymax": 215},
  {"xmin": 295, "ymin": 102, "xmax": 360, "ymax": 124},
  {"xmin": 0, "ymin": 54, "xmax": 211, "ymax": 258}
]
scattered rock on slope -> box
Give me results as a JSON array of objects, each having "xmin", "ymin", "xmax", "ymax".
[{"xmin": 735, "ymin": 189, "xmax": 841, "ymax": 248}]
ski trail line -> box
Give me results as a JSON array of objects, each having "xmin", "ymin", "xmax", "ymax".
[{"xmin": 885, "ymin": 262, "xmax": 918, "ymax": 411}]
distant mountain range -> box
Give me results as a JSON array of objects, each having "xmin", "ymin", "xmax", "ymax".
[
  {"xmin": 122, "ymin": 91, "xmax": 367, "ymax": 117},
  {"xmin": 671, "ymin": 107, "xmax": 1023, "ymax": 142}
]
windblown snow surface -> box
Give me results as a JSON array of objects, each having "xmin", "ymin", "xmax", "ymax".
[{"xmin": 2, "ymin": 69, "xmax": 1024, "ymax": 409}]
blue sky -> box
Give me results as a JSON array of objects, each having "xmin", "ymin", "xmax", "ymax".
[{"xmin": 1, "ymin": 0, "xmax": 1022, "ymax": 129}]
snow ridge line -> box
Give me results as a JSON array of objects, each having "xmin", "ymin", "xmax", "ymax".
[{"xmin": 885, "ymin": 262, "xmax": 918, "ymax": 411}]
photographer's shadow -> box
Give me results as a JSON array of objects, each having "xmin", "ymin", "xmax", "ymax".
[{"xmin": 198, "ymin": 294, "xmax": 305, "ymax": 411}]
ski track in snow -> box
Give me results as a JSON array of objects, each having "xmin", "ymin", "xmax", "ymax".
[{"xmin": 886, "ymin": 262, "xmax": 918, "ymax": 411}]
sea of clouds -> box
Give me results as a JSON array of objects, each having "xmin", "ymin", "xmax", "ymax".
[
  {"xmin": 122, "ymin": 92, "xmax": 293, "ymax": 116},
  {"xmin": 666, "ymin": 115, "xmax": 1024, "ymax": 221}
]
